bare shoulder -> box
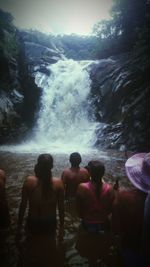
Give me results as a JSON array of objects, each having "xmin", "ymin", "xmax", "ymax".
[
  {"xmin": 108, "ymin": 183, "xmax": 115, "ymax": 194},
  {"xmin": 62, "ymin": 168, "xmax": 71, "ymax": 175},
  {"xmin": 23, "ymin": 175, "xmax": 37, "ymax": 189},
  {"xmin": 80, "ymin": 167, "xmax": 89, "ymax": 173},
  {"xmin": 77, "ymin": 182, "xmax": 87, "ymax": 193},
  {"xmin": 53, "ymin": 177, "xmax": 64, "ymax": 190},
  {"xmin": 79, "ymin": 168, "xmax": 90, "ymax": 179},
  {"xmin": 113, "ymin": 189, "xmax": 129, "ymax": 206}
]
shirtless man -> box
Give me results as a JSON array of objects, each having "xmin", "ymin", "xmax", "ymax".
[
  {"xmin": 0, "ymin": 169, "xmax": 10, "ymax": 229},
  {"xmin": 61, "ymin": 152, "xmax": 90, "ymax": 200},
  {"xmin": 17, "ymin": 154, "xmax": 64, "ymax": 237}
]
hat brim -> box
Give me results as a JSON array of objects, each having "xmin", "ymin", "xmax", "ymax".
[{"xmin": 125, "ymin": 153, "xmax": 150, "ymax": 193}]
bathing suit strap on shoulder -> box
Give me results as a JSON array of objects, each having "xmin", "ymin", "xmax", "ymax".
[
  {"xmin": 84, "ymin": 181, "xmax": 92, "ymax": 189},
  {"xmin": 101, "ymin": 183, "xmax": 111, "ymax": 196},
  {"xmin": 84, "ymin": 182, "xmax": 111, "ymax": 192}
]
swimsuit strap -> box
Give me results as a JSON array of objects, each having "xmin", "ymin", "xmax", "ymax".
[{"xmin": 84, "ymin": 181, "xmax": 111, "ymax": 196}]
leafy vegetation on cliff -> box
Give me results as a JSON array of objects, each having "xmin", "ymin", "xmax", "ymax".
[
  {"xmin": 92, "ymin": 0, "xmax": 150, "ymax": 58},
  {"xmin": 0, "ymin": 9, "xmax": 19, "ymax": 58}
]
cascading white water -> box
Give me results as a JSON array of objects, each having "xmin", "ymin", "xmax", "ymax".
[
  {"xmin": 32, "ymin": 59, "xmax": 98, "ymax": 152},
  {"xmin": 0, "ymin": 59, "xmax": 99, "ymax": 153}
]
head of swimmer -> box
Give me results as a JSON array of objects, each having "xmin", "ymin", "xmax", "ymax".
[
  {"xmin": 70, "ymin": 152, "xmax": 82, "ymax": 168},
  {"xmin": 88, "ymin": 160, "xmax": 105, "ymax": 183},
  {"xmin": 34, "ymin": 153, "xmax": 53, "ymax": 180}
]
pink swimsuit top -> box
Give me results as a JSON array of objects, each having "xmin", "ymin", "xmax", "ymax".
[{"xmin": 83, "ymin": 181, "xmax": 112, "ymax": 223}]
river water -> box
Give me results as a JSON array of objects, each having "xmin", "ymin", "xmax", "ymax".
[{"xmin": 0, "ymin": 149, "xmax": 132, "ymax": 267}]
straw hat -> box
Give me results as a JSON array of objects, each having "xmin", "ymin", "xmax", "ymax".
[{"xmin": 125, "ymin": 153, "xmax": 150, "ymax": 193}]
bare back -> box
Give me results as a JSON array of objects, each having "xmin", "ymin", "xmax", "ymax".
[
  {"xmin": 23, "ymin": 175, "xmax": 64, "ymax": 220},
  {"xmin": 76, "ymin": 181, "xmax": 115, "ymax": 223},
  {"xmin": 61, "ymin": 167, "xmax": 90, "ymax": 199}
]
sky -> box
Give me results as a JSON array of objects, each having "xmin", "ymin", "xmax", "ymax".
[{"xmin": 0, "ymin": 0, "xmax": 113, "ymax": 35}]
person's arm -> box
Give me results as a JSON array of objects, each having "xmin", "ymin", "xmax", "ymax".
[
  {"xmin": 108, "ymin": 186, "xmax": 116, "ymax": 213},
  {"xmin": 17, "ymin": 179, "xmax": 29, "ymax": 233},
  {"xmin": 57, "ymin": 182, "xmax": 65, "ymax": 227},
  {"xmin": 61, "ymin": 171, "xmax": 67, "ymax": 197},
  {"xmin": 76, "ymin": 184, "xmax": 85, "ymax": 218},
  {"xmin": 61, "ymin": 171, "xmax": 66, "ymax": 185}
]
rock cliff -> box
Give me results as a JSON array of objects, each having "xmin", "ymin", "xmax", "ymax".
[
  {"xmin": 0, "ymin": 11, "xmax": 64, "ymax": 144},
  {"xmin": 88, "ymin": 48, "xmax": 150, "ymax": 151}
]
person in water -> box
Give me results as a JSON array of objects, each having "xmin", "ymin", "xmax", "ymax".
[
  {"xmin": 112, "ymin": 152, "xmax": 150, "ymax": 267},
  {"xmin": 142, "ymin": 192, "xmax": 150, "ymax": 262},
  {"xmin": 0, "ymin": 169, "xmax": 10, "ymax": 267},
  {"xmin": 76, "ymin": 160, "xmax": 115, "ymax": 266},
  {"xmin": 16, "ymin": 154, "xmax": 65, "ymax": 267},
  {"xmin": 61, "ymin": 152, "xmax": 90, "ymax": 200},
  {"xmin": 17, "ymin": 154, "xmax": 64, "ymax": 236},
  {"xmin": 0, "ymin": 169, "xmax": 10, "ymax": 229}
]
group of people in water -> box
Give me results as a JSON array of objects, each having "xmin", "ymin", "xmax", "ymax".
[{"xmin": 0, "ymin": 151, "xmax": 150, "ymax": 267}]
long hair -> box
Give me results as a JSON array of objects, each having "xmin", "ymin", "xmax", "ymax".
[
  {"xmin": 88, "ymin": 160, "xmax": 105, "ymax": 198},
  {"xmin": 34, "ymin": 154, "xmax": 53, "ymax": 195}
]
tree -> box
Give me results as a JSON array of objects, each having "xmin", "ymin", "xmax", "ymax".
[
  {"xmin": 92, "ymin": 0, "xmax": 150, "ymax": 57},
  {"xmin": 111, "ymin": 0, "xmax": 150, "ymax": 48}
]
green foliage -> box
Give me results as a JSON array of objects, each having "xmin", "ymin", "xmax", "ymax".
[
  {"xmin": 92, "ymin": 0, "xmax": 150, "ymax": 58},
  {"xmin": 0, "ymin": 9, "xmax": 14, "ymax": 32},
  {"xmin": 0, "ymin": 31, "xmax": 19, "ymax": 57},
  {"xmin": 111, "ymin": 0, "xmax": 150, "ymax": 42},
  {"xmin": 0, "ymin": 9, "xmax": 19, "ymax": 58},
  {"xmin": 93, "ymin": 20, "xmax": 115, "ymax": 39}
]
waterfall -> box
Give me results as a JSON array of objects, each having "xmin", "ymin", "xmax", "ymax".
[
  {"xmin": 0, "ymin": 59, "xmax": 99, "ymax": 153},
  {"xmin": 32, "ymin": 59, "xmax": 98, "ymax": 152}
]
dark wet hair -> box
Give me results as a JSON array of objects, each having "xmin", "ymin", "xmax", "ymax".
[
  {"xmin": 34, "ymin": 154, "xmax": 53, "ymax": 194},
  {"xmin": 70, "ymin": 152, "xmax": 81, "ymax": 167},
  {"xmin": 88, "ymin": 160, "xmax": 105, "ymax": 197}
]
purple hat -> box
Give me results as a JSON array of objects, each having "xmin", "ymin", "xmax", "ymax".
[{"xmin": 125, "ymin": 153, "xmax": 150, "ymax": 193}]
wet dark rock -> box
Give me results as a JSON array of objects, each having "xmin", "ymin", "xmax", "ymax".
[{"xmin": 89, "ymin": 49, "xmax": 150, "ymax": 151}]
